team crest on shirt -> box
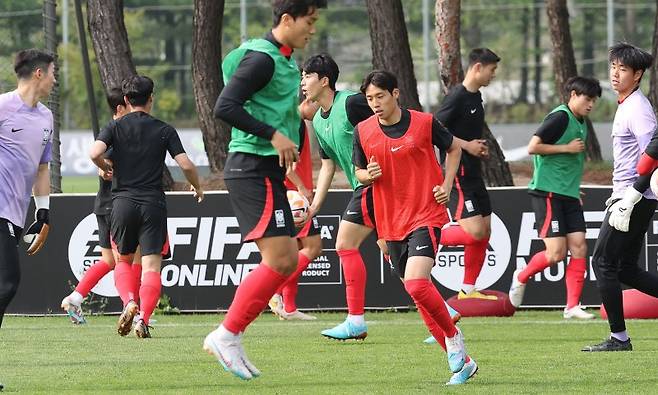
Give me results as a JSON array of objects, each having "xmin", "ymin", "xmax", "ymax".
[
  {"xmin": 275, "ymin": 209, "xmax": 285, "ymax": 228},
  {"xmin": 42, "ymin": 128, "xmax": 52, "ymax": 145}
]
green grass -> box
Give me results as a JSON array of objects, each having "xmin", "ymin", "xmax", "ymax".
[
  {"xmin": 61, "ymin": 176, "xmax": 98, "ymax": 193},
  {"xmin": 1, "ymin": 311, "xmax": 656, "ymax": 393}
]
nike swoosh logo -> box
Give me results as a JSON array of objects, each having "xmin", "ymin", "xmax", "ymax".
[
  {"xmin": 416, "ymin": 245, "xmax": 429, "ymax": 250},
  {"xmin": 391, "ymin": 146, "xmax": 403, "ymax": 152},
  {"xmin": 346, "ymin": 211, "xmax": 358, "ymax": 215},
  {"xmin": 470, "ymin": 109, "xmax": 477, "ymax": 114},
  {"xmin": 11, "ymin": 128, "xmax": 23, "ymax": 133}
]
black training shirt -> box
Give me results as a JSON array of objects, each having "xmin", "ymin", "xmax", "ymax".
[
  {"xmin": 534, "ymin": 111, "xmax": 570, "ymax": 144},
  {"xmin": 93, "ymin": 123, "xmax": 113, "ymax": 215}
]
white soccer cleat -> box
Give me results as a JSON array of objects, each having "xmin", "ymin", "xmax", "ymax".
[
  {"xmin": 61, "ymin": 296, "xmax": 86, "ymax": 325},
  {"xmin": 563, "ymin": 305, "xmax": 595, "ymax": 320},
  {"xmin": 445, "ymin": 328, "xmax": 466, "ymax": 373},
  {"xmin": 203, "ymin": 329, "xmax": 253, "ymax": 380},
  {"xmin": 280, "ymin": 310, "xmax": 317, "ymax": 321},
  {"xmin": 237, "ymin": 333, "xmax": 261, "ymax": 377},
  {"xmin": 268, "ymin": 294, "xmax": 285, "ymax": 317},
  {"xmin": 508, "ymin": 269, "xmax": 526, "ymax": 308}
]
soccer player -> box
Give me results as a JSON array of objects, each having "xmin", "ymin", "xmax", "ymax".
[
  {"xmin": 353, "ymin": 70, "xmax": 477, "ymax": 385},
  {"xmin": 90, "ymin": 75, "xmax": 203, "ymax": 338},
  {"xmin": 434, "ymin": 48, "xmax": 500, "ymax": 301},
  {"xmin": 206, "ymin": 0, "xmax": 326, "ymax": 380},
  {"xmin": 582, "ymin": 43, "xmax": 658, "ymax": 352},
  {"xmin": 0, "ymin": 49, "xmax": 54, "ymax": 328},
  {"xmin": 299, "ymin": 53, "xmax": 377, "ymax": 340},
  {"xmin": 269, "ymin": 98, "xmax": 323, "ymax": 320},
  {"xmin": 61, "ymin": 88, "xmax": 143, "ymax": 324},
  {"xmin": 508, "ymin": 76, "xmax": 602, "ymax": 319}
]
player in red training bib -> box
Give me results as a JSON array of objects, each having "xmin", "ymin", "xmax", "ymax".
[{"xmin": 353, "ymin": 70, "xmax": 477, "ymax": 385}]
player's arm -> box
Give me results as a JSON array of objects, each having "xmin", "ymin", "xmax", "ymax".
[
  {"xmin": 25, "ymin": 147, "xmax": 52, "ymax": 255},
  {"xmin": 309, "ymin": 151, "xmax": 336, "ymax": 217},
  {"xmin": 352, "ymin": 126, "xmax": 380, "ymax": 185},
  {"xmin": 168, "ymin": 127, "xmax": 203, "ymax": 203},
  {"xmin": 636, "ymin": 117, "xmax": 658, "ymax": 175},
  {"xmin": 214, "ymin": 51, "xmax": 298, "ymax": 170},
  {"xmin": 432, "ymin": 117, "xmax": 461, "ymax": 205},
  {"xmin": 90, "ymin": 123, "xmax": 113, "ymax": 172},
  {"xmin": 527, "ymin": 111, "xmax": 583, "ymax": 155}
]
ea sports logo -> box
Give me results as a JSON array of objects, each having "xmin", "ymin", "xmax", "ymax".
[
  {"xmin": 432, "ymin": 213, "xmax": 511, "ymax": 291},
  {"xmin": 68, "ymin": 213, "xmax": 118, "ymax": 297}
]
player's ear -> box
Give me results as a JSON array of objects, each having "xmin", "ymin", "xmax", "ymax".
[{"xmin": 392, "ymin": 88, "xmax": 400, "ymax": 100}]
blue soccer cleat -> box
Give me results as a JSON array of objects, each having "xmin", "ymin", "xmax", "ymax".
[
  {"xmin": 61, "ymin": 296, "xmax": 86, "ymax": 325},
  {"xmin": 445, "ymin": 329, "xmax": 466, "ymax": 373},
  {"xmin": 321, "ymin": 319, "xmax": 367, "ymax": 341},
  {"xmin": 423, "ymin": 302, "xmax": 461, "ymax": 344},
  {"xmin": 446, "ymin": 357, "xmax": 478, "ymax": 385}
]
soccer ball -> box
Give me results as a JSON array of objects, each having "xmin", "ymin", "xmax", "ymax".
[
  {"xmin": 287, "ymin": 190, "xmax": 309, "ymax": 226},
  {"xmin": 651, "ymin": 169, "xmax": 658, "ymax": 196}
]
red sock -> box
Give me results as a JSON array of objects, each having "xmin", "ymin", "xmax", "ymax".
[
  {"xmin": 223, "ymin": 263, "xmax": 289, "ymax": 334},
  {"xmin": 417, "ymin": 304, "xmax": 447, "ymax": 351},
  {"xmin": 518, "ymin": 250, "xmax": 552, "ymax": 283},
  {"xmin": 132, "ymin": 264, "xmax": 142, "ymax": 304},
  {"xmin": 440, "ymin": 225, "xmax": 478, "ymax": 246},
  {"xmin": 75, "ymin": 260, "xmax": 112, "ymax": 297},
  {"xmin": 404, "ymin": 279, "xmax": 457, "ymax": 338},
  {"xmin": 565, "ymin": 257, "xmax": 586, "ymax": 309},
  {"xmin": 282, "ymin": 252, "xmax": 312, "ymax": 313},
  {"xmin": 114, "ymin": 261, "xmax": 137, "ymax": 306},
  {"xmin": 139, "ymin": 271, "xmax": 161, "ymax": 325},
  {"xmin": 463, "ymin": 238, "xmax": 488, "ymax": 286},
  {"xmin": 337, "ymin": 249, "xmax": 366, "ymax": 315}
]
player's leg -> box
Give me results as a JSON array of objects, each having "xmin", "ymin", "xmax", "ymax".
[
  {"xmin": 62, "ymin": 214, "xmax": 116, "ymax": 324},
  {"xmin": 132, "ymin": 246, "xmax": 142, "ymax": 303},
  {"xmin": 0, "ymin": 219, "xmax": 21, "ymax": 328},
  {"xmin": 279, "ymin": 231, "xmax": 321, "ymax": 320},
  {"xmin": 563, "ymin": 231, "xmax": 592, "ymax": 319}
]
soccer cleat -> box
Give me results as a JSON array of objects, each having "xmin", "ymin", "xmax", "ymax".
[
  {"xmin": 134, "ymin": 319, "xmax": 152, "ymax": 338},
  {"xmin": 423, "ymin": 302, "xmax": 461, "ymax": 344},
  {"xmin": 116, "ymin": 300, "xmax": 139, "ymax": 337},
  {"xmin": 424, "ymin": 335, "xmax": 438, "ymax": 344},
  {"xmin": 445, "ymin": 329, "xmax": 466, "ymax": 373},
  {"xmin": 236, "ymin": 333, "xmax": 261, "ymax": 378},
  {"xmin": 268, "ymin": 294, "xmax": 285, "ymax": 317},
  {"xmin": 458, "ymin": 290, "xmax": 498, "ymax": 301},
  {"xmin": 508, "ymin": 268, "xmax": 526, "ymax": 308},
  {"xmin": 581, "ymin": 337, "xmax": 632, "ymax": 352},
  {"xmin": 61, "ymin": 296, "xmax": 86, "ymax": 325},
  {"xmin": 563, "ymin": 305, "xmax": 595, "ymax": 320},
  {"xmin": 446, "ymin": 357, "xmax": 478, "ymax": 385},
  {"xmin": 203, "ymin": 330, "xmax": 253, "ymax": 380},
  {"xmin": 280, "ymin": 310, "xmax": 317, "ymax": 321},
  {"xmin": 321, "ymin": 319, "xmax": 368, "ymax": 341}
]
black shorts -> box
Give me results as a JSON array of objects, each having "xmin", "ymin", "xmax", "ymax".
[
  {"xmin": 530, "ymin": 192, "xmax": 585, "ymax": 238},
  {"xmin": 449, "ymin": 176, "xmax": 492, "ymax": 220},
  {"xmin": 342, "ymin": 185, "xmax": 376, "ymax": 228},
  {"xmin": 96, "ymin": 214, "xmax": 112, "ymax": 249},
  {"xmin": 225, "ymin": 177, "xmax": 296, "ymax": 242},
  {"xmin": 386, "ymin": 226, "xmax": 441, "ymax": 277},
  {"xmin": 295, "ymin": 215, "xmax": 321, "ymax": 239},
  {"xmin": 111, "ymin": 198, "xmax": 168, "ymax": 256}
]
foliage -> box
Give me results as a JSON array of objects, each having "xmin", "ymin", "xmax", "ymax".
[{"xmin": 155, "ymin": 293, "xmax": 180, "ymax": 315}]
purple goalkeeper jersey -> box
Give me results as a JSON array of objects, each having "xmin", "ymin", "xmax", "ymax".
[
  {"xmin": 611, "ymin": 89, "xmax": 657, "ymax": 200},
  {"xmin": 0, "ymin": 90, "xmax": 53, "ymax": 227}
]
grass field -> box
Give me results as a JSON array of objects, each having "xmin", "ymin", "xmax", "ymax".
[
  {"xmin": 1, "ymin": 311, "xmax": 657, "ymax": 393},
  {"xmin": 61, "ymin": 176, "xmax": 98, "ymax": 193}
]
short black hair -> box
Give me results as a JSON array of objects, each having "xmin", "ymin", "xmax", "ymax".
[
  {"xmin": 106, "ymin": 88, "xmax": 125, "ymax": 114},
  {"xmin": 609, "ymin": 42, "xmax": 653, "ymax": 72},
  {"xmin": 121, "ymin": 75, "xmax": 154, "ymax": 107},
  {"xmin": 14, "ymin": 49, "xmax": 55, "ymax": 79},
  {"xmin": 272, "ymin": 0, "xmax": 327, "ymax": 26},
  {"xmin": 302, "ymin": 53, "xmax": 339, "ymax": 91},
  {"xmin": 360, "ymin": 70, "xmax": 398, "ymax": 95},
  {"xmin": 468, "ymin": 48, "xmax": 500, "ymax": 67},
  {"xmin": 565, "ymin": 76, "xmax": 602, "ymax": 99}
]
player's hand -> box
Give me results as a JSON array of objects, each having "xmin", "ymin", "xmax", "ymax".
[
  {"xmin": 608, "ymin": 187, "xmax": 642, "ymax": 232},
  {"xmin": 98, "ymin": 167, "xmax": 113, "ymax": 181},
  {"xmin": 366, "ymin": 156, "xmax": 382, "ymax": 182},
  {"xmin": 464, "ymin": 139, "xmax": 489, "ymax": 158},
  {"xmin": 191, "ymin": 185, "xmax": 204, "ymax": 203},
  {"xmin": 23, "ymin": 208, "xmax": 50, "ymax": 255},
  {"xmin": 271, "ymin": 131, "xmax": 299, "ymax": 173},
  {"xmin": 565, "ymin": 138, "xmax": 585, "ymax": 153},
  {"xmin": 298, "ymin": 186, "xmax": 314, "ymax": 204},
  {"xmin": 433, "ymin": 185, "xmax": 449, "ymax": 205}
]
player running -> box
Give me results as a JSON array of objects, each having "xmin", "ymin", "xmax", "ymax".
[
  {"xmin": 206, "ymin": 0, "xmax": 326, "ymax": 380},
  {"xmin": 354, "ymin": 70, "xmax": 476, "ymax": 385},
  {"xmin": 90, "ymin": 75, "xmax": 203, "ymax": 338},
  {"xmin": 508, "ymin": 76, "xmax": 602, "ymax": 319},
  {"xmin": 0, "ymin": 49, "xmax": 54, "ymax": 328}
]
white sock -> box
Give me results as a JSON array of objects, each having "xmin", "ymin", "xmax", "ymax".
[
  {"xmin": 347, "ymin": 314, "xmax": 365, "ymax": 326},
  {"xmin": 217, "ymin": 324, "xmax": 240, "ymax": 340},
  {"xmin": 68, "ymin": 291, "xmax": 83, "ymax": 305},
  {"xmin": 461, "ymin": 284, "xmax": 475, "ymax": 294},
  {"xmin": 611, "ymin": 331, "xmax": 629, "ymax": 342}
]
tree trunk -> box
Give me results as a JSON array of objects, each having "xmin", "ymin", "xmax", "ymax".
[
  {"xmin": 582, "ymin": 9, "xmax": 595, "ymax": 77},
  {"xmin": 435, "ymin": 0, "xmax": 513, "ymax": 186},
  {"xmin": 517, "ymin": 6, "xmax": 530, "ymax": 103},
  {"xmin": 87, "ymin": 0, "xmax": 175, "ymax": 188},
  {"xmin": 533, "ymin": 2, "xmax": 542, "ymax": 104},
  {"xmin": 366, "ymin": 0, "xmax": 422, "ymax": 111},
  {"xmin": 192, "ymin": 0, "xmax": 230, "ymax": 174},
  {"xmin": 546, "ymin": 0, "xmax": 602, "ymax": 161},
  {"xmin": 649, "ymin": 0, "xmax": 658, "ymax": 116}
]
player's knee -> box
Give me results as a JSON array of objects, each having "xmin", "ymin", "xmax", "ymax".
[
  {"xmin": 569, "ymin": 243, "xmax": 587, "ymax": 258},
  {"xmin": 301, "ymin": 242, "xmax": 322, "ymax": 261},
  {"xmin": 335, "ymin": 238, "xmax": 357, "ymax": 251},
  {"xmin": 469, "ymin": 228, "xmax": 489, "ymax": 241},
  {"xmin": 546, "ymin": 249, "xmax": 567, "ymax": 264},
  {"xmin": 0, "ymin": 276, "xmax": 20, "ymax": 304},
  {"xmin": 280, "ymin": 253, "xmax": 298, "ymax": 276}
]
